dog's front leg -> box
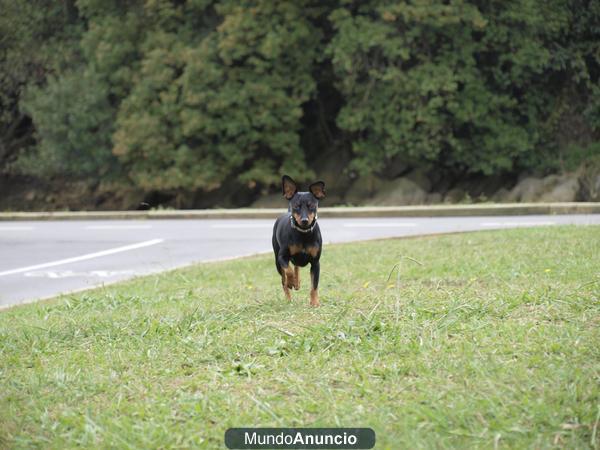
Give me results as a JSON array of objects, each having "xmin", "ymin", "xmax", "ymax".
[
  {"xmin": 293, "ymin": 266, "xmax": 300, "ymax": 290},
  {"xmin": 309, "ymin": 261, "xmax": 320, "ymax": 307},
  {"xmin": 277, "ymin": 251, "xmax": 294, "ymax": 301}
]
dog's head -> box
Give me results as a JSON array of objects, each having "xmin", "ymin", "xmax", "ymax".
[{"xmin": 282, "ymin": 175, "xmax": 326, "ymax": 230}]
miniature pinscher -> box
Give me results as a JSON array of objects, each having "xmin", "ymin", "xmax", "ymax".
[{"xmin": 272, "ymin": 175, "xmax": 326, "ymax": 306}]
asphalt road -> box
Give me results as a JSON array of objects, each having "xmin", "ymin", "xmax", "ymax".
[{"xmin": 1, "ymin": 214, "xmax": 599, "ymax": 308}]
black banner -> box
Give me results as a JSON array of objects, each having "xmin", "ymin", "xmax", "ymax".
[{"xmin": 224, "ymin": 428, "xmax": 375, "ymax": 449}]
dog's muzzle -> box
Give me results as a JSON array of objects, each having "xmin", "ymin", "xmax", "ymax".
[{"xmin": 290, "ymin": 214, "xmax": 317, "ymax": 233}]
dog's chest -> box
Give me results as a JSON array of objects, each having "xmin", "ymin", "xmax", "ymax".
[{"xmin": 289, "ymin": 244, "xmax": 319, "ymax": 258}]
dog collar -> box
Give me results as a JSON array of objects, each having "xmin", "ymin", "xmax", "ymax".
[{"xmin": 290, "ymin": 214, "xmax": 318, "ymax": 233}]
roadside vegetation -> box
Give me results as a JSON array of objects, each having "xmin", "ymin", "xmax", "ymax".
[
  {"xmin": 2, "ymin": 1, "xmax": 599, "ymax": 209},
  {"xmin": 1, "ymin": 226, "xmax": 599, "ymax": 448}
]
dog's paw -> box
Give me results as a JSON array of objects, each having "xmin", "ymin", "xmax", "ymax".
[
  {"xmin": 284, "ymin": 267, "xmax": 295, "ymax": 290},
  {"xmin": 309, "ymin": 289, "xmax": 320, "ymax": 307},
  {"xmin": 285, "ymin": 273, "xmax": 295, "ymax": 289}
]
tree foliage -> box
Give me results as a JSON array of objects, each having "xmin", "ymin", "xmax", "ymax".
[
  {"xmin": 113, "ymin": 0, "xmax": 321, "ymax": 190},
  {"xmin": 2, "ymin": 0, "xmax": 599, "ymax": 196},
  {"xmin": 328, "ymin": 0, "xmax": 599, "ymax": 175},
  {"xmin": 18, "ymin": 68, "xmax": 116, "ymax": 178},
  {"xmin": 0, "ymin": 0, "xmax": 80, "ymax": 171}
]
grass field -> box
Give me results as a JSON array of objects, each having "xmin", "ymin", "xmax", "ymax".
[{"xmin": 1, "ymin": 226, "xmax": 599, "ymax": 449}]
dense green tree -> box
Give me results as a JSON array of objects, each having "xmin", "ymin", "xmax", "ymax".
[
  {"xmin": 114, "ymin": 0, "xmax": 321, "ymax": 191},
  {"xmin": 328, "ymin": 0, "xmax": 599, "ymax": 176},
  {"xmin": 19, "ymin": 68, "xmax": 116, "ymax": 178},
  {"xmin": 2, "ymin": 0, "xmax": 598, "ymax": 204},
  {"xmin": 0, "ymin": 0, "xmax": 80, "ymax": 172}
]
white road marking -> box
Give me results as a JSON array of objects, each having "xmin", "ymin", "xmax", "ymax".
[
  {"xmin": 0, "ymin": 226, "xmax": 34, "ymax": 231},
  {"xmin": 24, "ymin": 270, "xmax": 137, "ymax": 278},
  {"xmin": 343, "ymin": 222, "xmax": 418, "ymax": 228},
  {"xmin": 211, "ymin": 224, "xmax": 273, "ymax": 228},
  {"xmin": 481, "ymin": 221, "xmax": 556, "ymax": 227},
  {"xmin": 0, "ymin": 239, "xmax": 164, "ymax": 277},
  {"xmin": 85, "ymin": 225, "xmax": 153, "ymax": 230}
]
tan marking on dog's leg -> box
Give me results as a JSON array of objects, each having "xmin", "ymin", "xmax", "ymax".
[
  {"xmin": 293, "ymin": 266, "xmax": 300, "ymax": 290},
  {"xmin": 310, "ymin": 288, "xmax": 319, "ymax": 307},
  {"xmin": 284, "ymin": 266, "xmax": 295, "ymax": 290},
  {"xmin": 310, "ymin": 270, "xmax": 320, "ymax": 307},
  {"xmin": 281, "ymin": 268, "xmax": 292, "ymax": 301},
  {"xmin": 283, "ymin": 284, "xmax": 292, "ymax": 301}
]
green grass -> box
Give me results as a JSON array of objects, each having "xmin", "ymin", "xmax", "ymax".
[{"xmin": 1, "ymin": 226, "xmax": 599, "ymax": 449}]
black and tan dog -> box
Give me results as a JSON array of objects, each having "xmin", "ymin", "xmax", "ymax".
[{"xmin": 272, "ymin": 175, "xmax": 325, "ymax": 306}]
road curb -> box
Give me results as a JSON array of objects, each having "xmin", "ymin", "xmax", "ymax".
[{"xmin": 0, "ymin": 202, "xmax": 599, "ymax": 220}]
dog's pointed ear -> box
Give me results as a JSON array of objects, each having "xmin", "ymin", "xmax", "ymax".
[
  {"xmin": 282, "ymin": 175, "xmax": 298, "ymax": 200},
  {"xmin": 309, "ymin": 181, "xmax": 326, "ymax": 199}
]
